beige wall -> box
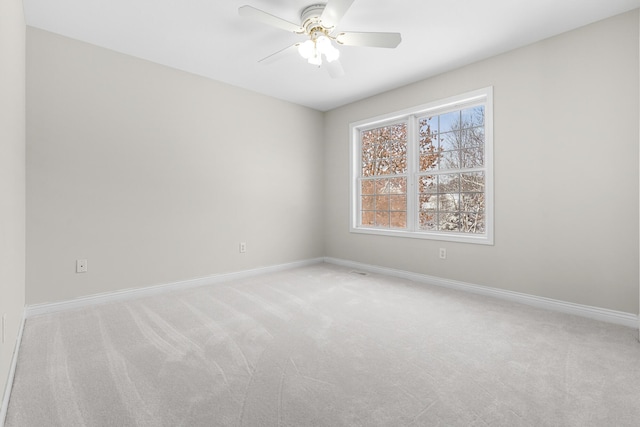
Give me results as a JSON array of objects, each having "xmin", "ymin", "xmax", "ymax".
[
  {"xmin": 0, "ymin": 0, "xmax": 26, "ymax": 406},
  {"xmin": 325, "ymin": 10, "xmax": 640, "ymax": 314},
  {"xmin": 26, "ymin": 28, "xmax": 325, "ymax": 305}
]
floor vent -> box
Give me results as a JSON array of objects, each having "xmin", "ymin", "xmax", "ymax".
[{"xmin": 349, "ymin": 270, "xmax": 368, "ymax": 276}]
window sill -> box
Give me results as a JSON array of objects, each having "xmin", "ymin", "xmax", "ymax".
[{"xmin": 350, "ymin": 226, "xmax": 494, "ymax": 245}]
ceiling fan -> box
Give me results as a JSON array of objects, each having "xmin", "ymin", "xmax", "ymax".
[{"xmin": 238, "ymin": 0, "xmax": 402, "ymax": 78}]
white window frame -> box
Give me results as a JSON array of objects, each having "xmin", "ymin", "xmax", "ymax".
[{"xmin": 349, "ymin": 87, "xmax": 494, "ymax": 245}]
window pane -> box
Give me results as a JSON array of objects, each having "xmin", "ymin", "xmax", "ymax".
[
  {"xmin": 461, "ymin": 172, "xmax": 484, "ymax": 192},
  {"xmin": 362, "ymin": 161, "xmax": 374, "ymax": 177},
  {"xmin": 438, "ymin": 174, "xmax": 460, "ymax": 193},
  {"xmin": 376, "ymin": 159, "xmax": 391, "ymax": 175},
  {"xmin": 419, "ymin": 193, "xmax": 436, "ymax": 211},
  {"xmin": 361, "ymin": 123, "xmax": 407, "ymax": 177},
  {"xmin": 420, "ymin": 139, "xmax": 437, "ymax": 155},
  {"xmin": 461, "ymin": 193, "xmax": 485, "ymax": 212},
  {"xmin": 361, "ymin": 138, "xmax": 375, "ymax": 176},
  {"xmin": 461, "ymin": 146, "xmax": 484, "ymax": 168},
  {"xmin": 419, "ymin": 175, "xmax": 437, "ymax": 193},
  {"xmin": 419, "ymin": 117, "xmax": 438, "ymax": 173},
  {"xmin": 375, "ymin": 211, "xmax": 390, "ymax": 227},
  {"xmin": 439, "ymin": 213, "xmax": 460, "ymax": 231},
  {"xmin": 376, "ymin": 142, "xmax": 389, "ymax": 158},
  {"xmin": 420, "ymin": 154, "xmax": 439, "ymax": 171},
  {"xmin": 419, "ymin": 116, "xmax": 438, "ymax": 135},
  {"xmin": 361, "ymin": 211, "xmax": 375, "ymax": 226},
  {"xmin": 439, "ymin": 131, "xmax": 459, "ymax": 152},
  {"xmin": 390, "ymin": 195, "xmax": 406, "ymax": 211},
  {"xmin": 362, "ymin": 137, "xmax": 375, "ymax": 150},
  {"xmin": 390, "ymin": 178, "xmax": 407, "ymax": 211},
  {"xmin": 439, "ymin": 111, "xmax": 460, "ymax": 133},
  {"xmin": 361, "ymin": 180, "xmax": 375, "ymax": 195},
  {"xmin": 461, "ymin": 106, "xmax": 484, "ymax": 127},
  {"xmin": 419, "ymin": 211, "xmax": 437, "ymax": 230},
  {"xmin": 390, "ymin": 212, "xmax": 407, "ymax": 229},
  {"xmin": 438, "ymin": 194, "xmax": 460, "ymax": 211},
  {"xmin": 361, "ymin": 195, "xmax": 375, "ymax": 210},
  {"xmin": 375, "ymin": 179, "xmax": 389, "ymax": 194},
  {"xmin": 386, "ymin": 139, "xmax": 406, "ymax": 157},
  {"xmin": 389, "ymin": 177, "xmax": 407, "ymax": 193},
  {"xmin": 439, "ymin": 150, "xmax": 460, "ymax": 170},
  {"xmin": 461, "ymin": 212, "xmax": 485, "ymax": 233},
  {"xmin": 359, "ymin": 176, "xmax": 406, "ymax": 230},
  {"xmin": 390, "ymin": 157, "xmax": 407, "ymax": 174},
  {"xmin": 461, "ymin": 127, "xmax": 484, "ymax": 148},
  {"xmin": 375, "ymin": 195, "xmax": 390, "ymax": 210}
]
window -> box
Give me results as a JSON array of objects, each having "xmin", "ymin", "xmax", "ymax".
[{"xmin": 350, "ymin": 87, "xmax": 493, "ymax": 244}]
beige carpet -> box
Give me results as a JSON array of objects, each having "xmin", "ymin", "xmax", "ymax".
[{"xmin": 5, "ymin": 263, "xmax": 640, "ymax": 426}]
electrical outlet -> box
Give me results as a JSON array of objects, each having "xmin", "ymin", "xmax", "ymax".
[
  {"xmin": 76, "ymin": 259, "xmax": 88, "ymax": 273},
  {"xmin": 439, "ymin": 248, "xmax": 447, "ymax": 259},
  {"xmin": 239, "ymin": 242, "xmax": 247, "ymax": 253}
]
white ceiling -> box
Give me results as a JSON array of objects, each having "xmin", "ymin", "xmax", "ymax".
[{"xmin": 23, "ymin": 0, "xmax": 640, "ymax": 111}]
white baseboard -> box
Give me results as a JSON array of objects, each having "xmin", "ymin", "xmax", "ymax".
[
  {"xmin": 22, "ymin": 255, "xmax": 639, "ymax": 328},
  {"xmin": 1, "ymin": 312, "xmax": 26, "ymax": 427},
  {"xmin": 324, "ymin": 257, "xmax": 639, "ymax": 329},
  {"xmin": 25, "ymin": 258, "xmax": 325, "ymax": 318}
]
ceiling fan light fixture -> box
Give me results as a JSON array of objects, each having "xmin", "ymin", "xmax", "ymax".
[
  {"xmin": 298, "ymin": 39, "xmax": 315, "ymax": 59},
  {"xmin": 316, "ymin": 35, "xmax": 331, "ymax": 50},
  {"xmin": 298, "ymin": 35, "xmax": 340, "ymax": 65},
  {"xmin": 317, "ymin": 35, "xmax": 340, "ymax": 63},
  {"xmin": 323, "ymin": 44, "xmax": 340, "ymax": 63},
  {"xmin": 307, "ymin": 53, "xmax": 322, "ymax": 66}
]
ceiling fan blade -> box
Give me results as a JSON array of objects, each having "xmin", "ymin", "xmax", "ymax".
[
  {"xmin": 258, "ymin": 43, "xmax": 302, "ymax": 64},
  {"xmin": 320, "ymin": 0, "xmax": 355, "ymax": 29},
  {"xmin": 335, "ymin": 31, "xmax": 402, "ymax": 48},
  {"xmin": 326, "ymin": 59, "xmax": 345, "ymax": 79},
  {"xmin": 238, "ymin": 5, "xmax": 304, "ymax": 33}
]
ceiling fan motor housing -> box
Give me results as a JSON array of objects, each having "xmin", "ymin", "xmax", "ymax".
[{"xmin": 301, "ymin": 4, "xmax": 330, "ymax": 35}]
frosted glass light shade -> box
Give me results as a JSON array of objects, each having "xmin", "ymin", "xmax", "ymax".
[
  {"xmin": 298, "ymin": 36, "xmax": 340, "ymax": 65},
  {"xmin": 298, "ymin": 40, "xmax": 315, "ymax": 59}
]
